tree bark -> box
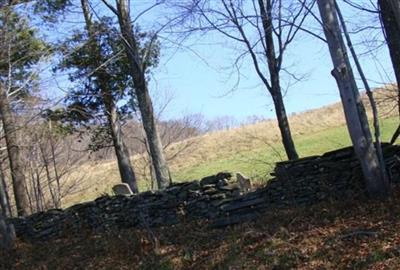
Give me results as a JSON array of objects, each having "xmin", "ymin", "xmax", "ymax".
[
  {"xmin": 39, "ymin": 142, "xmax": 58, "ymax": 208},
  {"xmin": 114, "ymin": 0, "xmax": 170, "ymax": 190},
  {"xmin": 379, "ymin": 0, "xmax": 400, "ymax": 110},
  {"xmin": 0, "ymin": 162, "xmax": 11, "ymax": 218},
  {"xmin": 257, "ymin": 0, "xmax": 298, "ymax": 160},
  {"xmin": 0, "ymin": 211, "xmax": 15, "ymax": 250},
  {"xmin": 0, "ymin": 87, "xmax": 30, "ymax": 216},
  {"xmin": 0, "ymin": 163, "xmax": 12, "ymax": 217},
  {"xmin": 317, "ymin": 0, "xmax": 389, "ymax": 198},
  {"xmin": 48, "ymin": 126, "xmax": 62, "ymax": 204},
  {"xmin": 378, "ymin": 0, "xmax": 400, "ymax": 144},
  {"xmin": 80, "ymin": 0, "xmax": 138, "ymax": 193},
  {"xmin": 271, "ymin": 89, "xmax": 298, "ymax": 160},
  {"xmin": 107, "ymin": 103, "xmax": 139, "ymax": 193},
  {"xmin": 335, "ymin": 1, "xmax": 389, "ymax": 194}
]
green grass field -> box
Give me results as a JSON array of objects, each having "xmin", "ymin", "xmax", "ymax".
[{"xmin": 172, "ymin": 117, "xmax": 399, "ymax": 183}]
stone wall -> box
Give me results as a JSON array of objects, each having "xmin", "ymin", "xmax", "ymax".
[
  {"xmin": 10, "ymin": 144, "xmax": 400, "ymax": 241},
  {"xmin": 213, "ymin": 144, "xmax": 400, "ymax": 226},
  {"xmin": 11, "ymin": 172, "xmax": 239, "ymax": 241}
]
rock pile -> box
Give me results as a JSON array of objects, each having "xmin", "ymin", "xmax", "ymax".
[{"xmin": 10, "ymin": 144, "xmax": 400, "ymax": 241}]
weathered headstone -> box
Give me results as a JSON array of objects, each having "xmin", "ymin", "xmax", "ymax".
[
  {"xmin": 236, "ymin": 172, "xmax": 251, "ymax": 192},
  {"xmin": 112, "ymin": 183, "xmax": 133, "ymax": 195}
]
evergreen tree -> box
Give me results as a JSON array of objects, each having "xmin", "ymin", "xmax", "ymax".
[{"xmin": 54, "ymin": 1, "xmax": 160, "ymax": 192}]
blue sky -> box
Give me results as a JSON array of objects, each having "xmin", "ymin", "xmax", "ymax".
[
  {"xmin": 36, "ymin": 0, "xmax": 395, "ymax": 123},
  {"xmin": 141, "ymin": 0, "xmax": 394, "ymax": 122},
  {"xmin": 154, "ymin": 34, "xmax": 393, "ymax": 122}
]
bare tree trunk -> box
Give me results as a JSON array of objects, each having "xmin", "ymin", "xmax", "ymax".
[
  {"xmin": 39, "ymin": 143, "xmax": 58, "ymax": 208},
  {"xmin": 0, "ymin": 211, "xmax": 15, "ymax": 250},
  {"xmin": 28, "ymin": 145, "xmax": 43, "ymax": 212},
  {"xmin": 28, "ymin": 164, "xmax": 40, "ymax": 212},
  {"xmin": 317, "ymin": 0, "xmax": 389, "ymax": 198},
  {"xmin": 378, "ymin": 0, "xmax": 400, "ymax": 143},
  {"xmin": 0, "ymin": 162, "xmax": 12, "ymax": 217},
  {"xmin": 336, "ymin": 3, "xmax": 389, "ymax": 189},
  {"xmin": 24, "ymin": 177, "xmax": 34, "ymax": 214},
  {"xmin": 48, "ymin": 126, "xmax": 62, "ymax": 203},
  {"xmin": 143, "ymin": 136, "xmax": 158, "ymax": 190},
  {"xmin": 80, "ymin": 0, "xmax": 139, "ymax": 193},
  {"xmin": 386, "ymin": 0, "xmax": 400, "ymax": 28},
  {"xmin": 379, "ymin": 0, "xmax": 400, "ymax": 102},
  {"xmin": 113, "ymin": 0, "xmax": 170, "ymax": 190},
  {"xmin": 0, "ymin": 164, "xmax": 11, "ymax": 218},
  {"xmin": 272, "ymin": 90, "xmax": 298, "ymax": 160},
  {"xmin": 0, "ymin": 87, "xmax": 29, "ymax": 216},
  {"xmin": 257, "ymin": 0, "xmax": 298, "ymax": 160},
  {"xmin": 336, "ymin": 1, "xmax": 390, "ymax": 192},
  {"xmin": 107, "ymin": 104, "xmax": 139, "ymax": 193},
  {"xmin": 32, "ymin": 166, "xmax": 43, "ymax": 212}
]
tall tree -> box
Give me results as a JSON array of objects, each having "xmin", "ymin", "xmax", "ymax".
[
  {"xmin": 0, "ymin": 160, "xmax": 11, "ymax": 218},
  {"xmin": 335, "ymin": 1, "xmax": 400, "ymax": 144},
  {"xmin": 0, "ymin": 88, "xmax": 29, "ymax": 216},
  {"xmin": 101, "ymin": 0, "xmax": 171, "ymax": 190},
  {"xmin": 336, "ymin": 1, "xmax": 389, "ymax": 196},
  {"xmin": 0, "ymin": 6, "xmax": 48, "ymax": 216},
  {"xmin": 256, "ymin": 0, "xmax": 299, "ymax": 160},
  {"xmin": 173, "ymin": 0, "xmax": 317, "ymax": 160},
  {"xmin": 317, "ymin": 0, "xmax": 389, "ymax": 198},
  {"xmin": 0, "ymin": 156, "xmax": 14, "ymax": 250},
  {"xmin": 378, "ymin": 0, "xmax": 400, "ymax": 143},
  {"xmin": 378, "ymin": 0, "xmax": 400, "ymax": 93},
  {"xmin": 55, "ymin": 0, "xmax": 140, "ymax": 192}
]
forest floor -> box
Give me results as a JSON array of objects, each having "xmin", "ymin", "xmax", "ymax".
[{"xmin": 2, "ymin": 187, "xmax": 400, "ymax": 269}]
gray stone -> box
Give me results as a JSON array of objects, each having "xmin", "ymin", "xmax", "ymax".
[
  {"xmin": 112, "ymin": 184, "xmax": 133, "ymax": 196},
  {"xmin": 236, "ymin": 172, "xmax": 252, "ymax": 192}
]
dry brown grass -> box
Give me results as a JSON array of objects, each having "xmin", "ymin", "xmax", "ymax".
[{"xmin": 61, "ymin": 86, "xmax": 399, "ymax": 207}]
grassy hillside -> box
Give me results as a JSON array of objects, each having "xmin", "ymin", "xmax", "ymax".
[
  {"xmin": 62, "ymin": 87, "xmax": 399, "ymax": 207},
  {"xmin": 173, "ymin": 117, "xmax": 398, "ymax": 181}
]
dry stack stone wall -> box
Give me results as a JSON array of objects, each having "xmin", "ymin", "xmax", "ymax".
[
  {"xmin": 10, "ymin": 144, "xmax": 400, "ymax": 240},
  {"xmin": 11, "ymin": 173, "xmax": 239, "ymax": 241},
  {"xmin": 213, "ymin": 144, "xmax": 400, "ymax": 226}
]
